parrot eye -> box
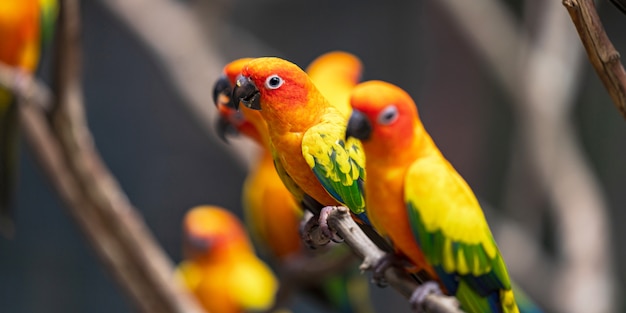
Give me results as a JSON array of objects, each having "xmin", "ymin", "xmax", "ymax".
[
  {"xmin": 377, "ymin": 105, "xmax": 399, "ymax": 125},
  {"xmin": 265, "ymin": 74, "xmax": 284, "ymax": 90}
]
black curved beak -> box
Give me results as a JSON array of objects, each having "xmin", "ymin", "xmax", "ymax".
[
  {"xmin": 212, "ymin": 75, "xmax": 232, "ymax": 107},
  {"xmin": 186, "ymin": 234, "xmax": 213, "ymax": 253},
  {"xmin": 215, "ymin": 115, "xmax": 238, "ymax": 144},
  {"xmin": 346, "ymin": 110, "xmax": 372, "ymax": 141},
  {"xmin": 232, "ymin": 76, "xmax": 261, "ymax": 110}
]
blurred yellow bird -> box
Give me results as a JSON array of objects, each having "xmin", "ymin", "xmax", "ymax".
[{"xmin": 176, "ymin": 205, "xmax": 279, "ymax": 313}]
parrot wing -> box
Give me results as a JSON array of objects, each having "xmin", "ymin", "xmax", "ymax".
[
  {"xmin": 39, "ymin": 0, "xmax": 58, "ymax": 46},
  {"xmin": 405, "ymin": 156, "xmax": 517, "ymax": 313},
  {"xmin": 301, "ymin": 112, "xmax": 366, "ymax": 216}
]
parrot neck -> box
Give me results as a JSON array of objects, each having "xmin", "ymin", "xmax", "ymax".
[
  {"xmin": 413, "ymin": 122, "xmax": 442, "ymax": 160},
  {"xmin": 263, "ymin": 93, "xmax": 326, "ymax": 135},
  {"xmin": 241, "ymin": 108, "xmax": 271, "ymax": 148}
]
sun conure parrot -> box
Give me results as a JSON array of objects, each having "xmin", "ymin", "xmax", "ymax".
[
  {"xmin": 213, "ymin": 52, "xmax": 375, "ymax": 313},
  {"xmin": 175, "ymin": 205, "xmax": 279, "ymax": 313},
  {"xmin": 345, "ymin": 80, "xmax": 520, "ymax": 313},
  {"xmin": 216, "ymin": 57, "xmax": 302, "ymax": 260},
  {"xmin": 0, "ymin": 0, "xmax": 57, "ymax": 236},
  {"xmin": 230, "ymin": 57, "xmax": 368, "ymax": 226}
]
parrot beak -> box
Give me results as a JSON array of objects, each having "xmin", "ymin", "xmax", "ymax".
[
  {"xmin": 346, "ymin": 110, "xmax": 372, "ymax": 141},
  {"xmin": 232, "ymin": 76, "xmax": 261, "ymax": 110},
  {"xmin": 213, "ymin": 75, "xmax": 233, "ymax": 107},
  {"xmin": 215, "ymin": 114, "xmax": 238, "ymax": 143},
  {"xmin": 186, "ymin": 234, "xmax": 214, "ymax": 254},
  {"xmin": 215, "ymin": 102, "xmax": 244, "ymax": 143}
]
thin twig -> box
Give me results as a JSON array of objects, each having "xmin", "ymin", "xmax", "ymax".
[
  {"xmin": 306, "ymin": 206, "xmax": 463, "ymax": 313},
  {"xmin": 0, "ymin": 1, "xmax": 206, "ymax": 312},
  {"xmin": 563, "ymin": 0, "xmax": 626, "ymax": 119}
]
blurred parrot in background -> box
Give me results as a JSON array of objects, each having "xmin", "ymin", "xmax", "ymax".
[
  {"xmin": 176, "ymin": 205, "xmax": 279, "ymax": 313},
  {"xmin": 0, "ymin": 0, "xmax": 57, "ymax": 236},
  {"xmin": 345, "ymin": 80, "xmax": 521, "ymax": 313},
  {"xmin": 213, "ymin": 52, "xmax": 375, "ymax": 313},
  {"xmin": 230, "ymin": 57, "xmax": 368, "ymax": 225}
]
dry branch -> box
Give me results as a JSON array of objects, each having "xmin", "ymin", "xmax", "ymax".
[
  {"xmin": 0, "ymin": 0, "xmax": 205, "ymax": 312},
  {"xmin": 437, "ymin": 1, "xmax": 616, "ymax": 312},
  {"xmin": 306, "ymin": 206, "xmax": 463, "ymax": 313},
  {"xmin": 564, "ymin": 0, "xmax": 626, "ymax": 119}
]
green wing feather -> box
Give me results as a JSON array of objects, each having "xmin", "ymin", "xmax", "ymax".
[
  {"xmin": 405, "ymin": 156, "xmax": 517, "ymax": 312},
  {"xmin": 39, "ymin": 0, "xmax": 58, "ymax": 45},
  {"xmin": 301, "ymin": 113, "xmax": 366, "ymax": 215}
]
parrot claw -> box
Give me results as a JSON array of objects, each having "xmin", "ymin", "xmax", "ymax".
[
  {"xmin": 318, "ymin": 206, "xmax": 343, "ymax": 243},
  {"xmin": 372, "ymin": 253, "xmax": 410, "ymax": 287},
  {"xmin": 300, "ymin": 212, "xmax": 331, "ymax": 249},
  {"xmin": 409, "ymin": 281, "xmax": 443, "ymax": 313}
]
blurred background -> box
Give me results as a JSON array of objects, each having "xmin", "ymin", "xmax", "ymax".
[{"xmin": 1, "ymin": 0, "xmax": 625, "ymax": 312}]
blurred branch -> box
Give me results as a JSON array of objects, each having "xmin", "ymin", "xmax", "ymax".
[
  {"xmin": 521, "ymin": 3, "xmax": 615, "ymax": 313},
  {"xmin": 437, "ymin": 1, "xmax": 616, "ymax": 312},
  {"xmin": 437, "ymin": 0, "xmax": 526, "ymax": 98},
  {"xmin": 564, "ymin": 0, "xmax": 626, "ymax": 119},
  {"xmin": 306, "ymin": 206, "xmax": 463, "ymax": 313},
  {"xmin": 97, "ymin": 0, "xmax": 264, "ymax": 169},
  {"xmin": 0, "ymin": 63, "xmax": 51, "ymax": 111},
  {"xmin": 0, "ymin": 0, "xmax": 205, "ymax": 312}
]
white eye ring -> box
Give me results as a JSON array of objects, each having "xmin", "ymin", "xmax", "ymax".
[
  {"xmin": 265, "ymin": 74, "xmax": 284, "ymax": 90},
  {"xmin": 377, "ymin": 105, "xmax": 399, "ymax": 125}
]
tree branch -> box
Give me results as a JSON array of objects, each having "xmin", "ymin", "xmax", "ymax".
[
  {"xmin": 306, "ymin": 206, "xmax": 463, "ymax": 313},
  {"xmin": 563, "ymin": 0, "xmax": 626, "ymax": 119},
  {"xmin": 436, "ymin": 1, "xmax": 616, "ymax": 312},
  {"xmin": 0, "ymin": 0, "xmax": 205, "ymax": 312}
]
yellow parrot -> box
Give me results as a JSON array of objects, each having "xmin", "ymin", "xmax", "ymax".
[{"xmin": 346, "ymin": 80, "xmax": 519, "ymax": 313}]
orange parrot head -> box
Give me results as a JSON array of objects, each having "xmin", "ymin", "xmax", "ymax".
[
  {"xmin": 182, "ymin": 205, "xmax": 252, "ymax": 263},
  {"xmin": 232, "ymin": 57, "xmax": 324, "ymax": 130},
  {"xmin": 346, "ymin": 80, "xmax": 421, "ymax": 154}
]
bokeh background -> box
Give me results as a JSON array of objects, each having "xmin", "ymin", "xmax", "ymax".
[{"xmin": 1, "ymin": 0, "xmax": 625, "ymax": 312}]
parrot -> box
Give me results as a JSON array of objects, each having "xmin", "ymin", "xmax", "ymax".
[
  {"xmin": 345, "ymin": 80, "xmax": 520, "ymax": 313},
  {"xmin": 216, "ymin": 57, "xmax": 302, "ymax": 260},
  {"xmin": 230, "ymin": 57, "xmax": 368, "ymax": 224},
  {"xmin": 0, "ymin": 0, "xmax": 57, "ymax": 236},
  {"xmin": 213, "ymin": 52, "xmax": 375, "ymax": 313},
  {"xmin": 175, "ymin": 205, "xmax": 279, "ymax": 313}
]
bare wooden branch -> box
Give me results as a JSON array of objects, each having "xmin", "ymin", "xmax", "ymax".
[
  {"xmin": 436, "ymin": 1, "xmax": 616, "ymax": 312},
  {"xmin": 306, "ymin": 206, "xmax": 463, "ymax": 313},
  {"xmin": 0, "ymin": 1, "xmax": 206, "ymax": 312},
  {"xmin": 563, "ymin": 0, "xmax": 626, "ymax": 119}
]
